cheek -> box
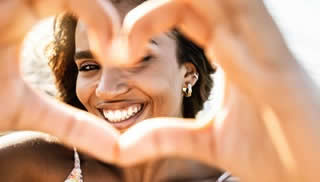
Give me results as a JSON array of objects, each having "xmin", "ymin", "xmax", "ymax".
[
  {"xmin": 135, "ymin": 63, "xmax": 184, "ymax": 117},
  {"xmin": 76, "ymin": 76, "xmax": 97, "ymax": 111}
]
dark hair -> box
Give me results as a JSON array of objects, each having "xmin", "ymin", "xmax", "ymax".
[{"xmin": 47, "ymin": 13, "xmax": 216, "ymax": 118}]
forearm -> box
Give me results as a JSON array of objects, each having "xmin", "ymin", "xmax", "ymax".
[{"xmin": 262, "ymin": 63, "xmax": 320, "ymax": 181}]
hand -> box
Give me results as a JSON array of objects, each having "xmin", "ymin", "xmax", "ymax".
[
  {"xmin": 0, "ymin": 0, "xmax": 122, "ymax": 163},
  {"xmin": 117, "ymin": 0, "xmax": 320, "ymax": 181}
]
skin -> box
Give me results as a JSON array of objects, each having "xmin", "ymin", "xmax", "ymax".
[
  {"xmin": 0, "ymin": 0, "xmax": 122, "ymax": 162},
  {"xmin": 0, "ymin": 1, "xmax": 217, "ymax": 181},
  {"xmin": 0, "ymin": 0, "xmax": 320, "ymax": 182},
  {"xmin": 0, "ymin": 132, "xmax": 223, "ymax": 181},
  {"xmin": 118, "ymin": 1, "xmax": 320, "ymax": 181},
  {"xmin": 75, "ymin": 23, "xmax": 194, "ymax": 131}
]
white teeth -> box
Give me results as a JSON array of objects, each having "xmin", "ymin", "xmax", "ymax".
[
  {"xmin": 115, "ymin": 110, "xmax": 121, "ymax": 121},
  {"xmin": 128, "ymin": 107, "xmax": 133, "ymax": 116},
  {"xmin": 133, "ymin": 107, "xmax": 138, "ymax": 113},
  {"xmin": 122, "ymin": 110, "xmax": 128, "ymax": 119},
  {"xmin": 102, "ymin": 104, "xmax": 143, "ymax": 123}
]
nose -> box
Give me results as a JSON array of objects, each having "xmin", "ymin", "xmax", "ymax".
[{"xmin": 95, "ymin": 68, "xmax": 130, "ymax": 99}]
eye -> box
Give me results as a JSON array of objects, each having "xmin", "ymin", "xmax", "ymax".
[
  {"xmin": 141, "ymin": 54, "xmax": 153, "ymax": 62},
  {"xmin": 127, "ymin": 54, "xmax": 154, "ymax": 73},
  {"xmin": 78, "ymin": 62, "xmax": 100, "ymax": 72}
]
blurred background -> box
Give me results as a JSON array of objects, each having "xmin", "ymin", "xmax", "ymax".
[
  {"xmin": 265, "ymin": 0, "xmax": 320, "ymax": 83},
  {"xmin": 4, "ymin": 0, "xmax": 318, "ymax": 135}
]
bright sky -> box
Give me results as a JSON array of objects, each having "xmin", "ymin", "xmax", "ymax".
[{"xmin": 265, "ymin": 0, "xmax": 320, "ymax": 84}]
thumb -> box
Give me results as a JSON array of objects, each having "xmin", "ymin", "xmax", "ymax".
[
  {"xmin": 14, "ymin": 83, "xmax": 120, "ymax": 164},
  {"xmin": 118, "ymin": 117, "xmax": 217, "ymax": 167}
]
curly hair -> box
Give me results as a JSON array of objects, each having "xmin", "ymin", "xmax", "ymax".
[{"xmin": 47, "ymin": 13, "xmax": 216, "ymax": 118}]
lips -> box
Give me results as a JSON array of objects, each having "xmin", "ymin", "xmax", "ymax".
[{"xmin": 97, "ymin": 102, "xmax": 145, "ymax": 130}]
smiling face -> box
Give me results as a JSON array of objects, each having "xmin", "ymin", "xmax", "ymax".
[
  {"xmin": 74, "ymin": 1, "xmax": 197, "ymax": 131},
  {"xmin": 48, "ymin": 1, "xmax": 221, "ymax": 181}
]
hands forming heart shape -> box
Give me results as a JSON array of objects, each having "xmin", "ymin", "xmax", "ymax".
[{"xmin": 1, "ymin": 0, "xmax": 320, "ymax": 181}]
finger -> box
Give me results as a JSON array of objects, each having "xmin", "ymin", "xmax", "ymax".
[
  {"xmin": 0, "ymin": 0, "xmax": 119, "ymax": 58},
  {"xmin": 122, "ymin": 0, "xmax": 226, "ymax": 63},
  {"xmin": 27, "ymin": 0, "xmax": 120, "ymax": 61},
  {"xmin": 67, "ymin": 0, "xmax": 121, "ymax": 62},
  {"xmin": 176, "ymin": 6, "xmax": 211, "ymax": 47},
  {"xmin": 0, "ymin": 1, "xmax": 38, "ymax": 45},
  {"xmin": 13, "ymin": 83, "xmax": 120, "ymax": 164},
  {"xmin": 118, "ymin": 118, "xmax": 217, "ymax": 167},
  {"xmin": 177, "ymin": 0, "xmax": 227, "ymax": 47},
  {"xmin": 122, "ymin": 0, "xmax": 186, "ymax": 63},
  {"xmin": 31, "ymin": 0, "xmax": 120, "ymax": 41}
]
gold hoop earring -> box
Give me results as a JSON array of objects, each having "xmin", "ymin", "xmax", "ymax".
[
  {"xmin": 182, "ymin": 83, "xmax": 192, "ymax": 97},
  {"xmin": 193, "ymin": 73, "xmax": 199, "ymax": 81}
]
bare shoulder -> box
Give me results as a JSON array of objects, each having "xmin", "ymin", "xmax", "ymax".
[{"xmin": 0, "ymin": 131, "xmax": 74, "ymax": 181}]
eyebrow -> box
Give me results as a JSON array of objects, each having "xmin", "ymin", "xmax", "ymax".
[
  {"xmin": 74, "ymin": 50, "xmax": 94, "ymax": 61},
  {"xmin": 74, "ymin": 40, "xmax": 158, "ymax": 61}
]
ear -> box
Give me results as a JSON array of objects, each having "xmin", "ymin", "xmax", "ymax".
[{"xmin": 182, "ymin": 62, "xmax": 199, "ymax": 87}]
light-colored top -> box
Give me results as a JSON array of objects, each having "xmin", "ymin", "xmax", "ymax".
[{"xmin": 64, "ymin": 149, "xmax": 83, "ymax": 182}]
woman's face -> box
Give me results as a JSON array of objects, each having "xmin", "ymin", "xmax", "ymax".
[
  {"xmin": 73, "ymin": 1, "xmax": 224, "ymax": 181},
  {"xmin": 74, "ymin": 0, "xmax": 193, "ymax": 131}
]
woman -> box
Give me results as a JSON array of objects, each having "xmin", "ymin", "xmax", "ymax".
[
  {"xmin": 49, "ymin": 5, "xmax": 229, "ymax": 181},
  {"xmin": 1, "ymin": 0, "xmax": 320, "ymax": 182},
  {"xmin": 1, "ymin": 0, "xmax": 228, "ymax": 181},
  {"xmin": 2, "ymin": 0, "xmax": 237, "ymax": 181}
]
